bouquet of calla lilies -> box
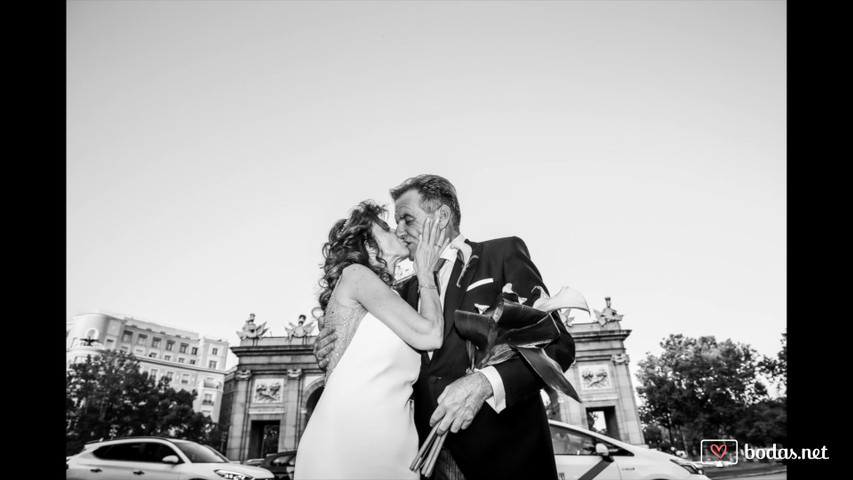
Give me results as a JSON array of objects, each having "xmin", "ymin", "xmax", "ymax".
[{"xmin": 410, "ymin": 283, "xmax": 590, "ymax": 477}]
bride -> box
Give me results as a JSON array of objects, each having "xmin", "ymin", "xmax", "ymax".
[{"xmin": 294, "ymin": 200, "xmax": 449, "ymax": 479}]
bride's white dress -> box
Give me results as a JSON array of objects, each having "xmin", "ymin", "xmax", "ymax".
[{"xmin": 294, "ymin": 289, "xmax": 421, "ymax": 480}]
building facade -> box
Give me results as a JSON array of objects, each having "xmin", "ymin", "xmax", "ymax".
[{"xmin": 66, "ymin": 311, "xmax": 230, "ymax": 420}]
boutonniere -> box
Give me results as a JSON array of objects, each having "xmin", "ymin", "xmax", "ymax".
[{"xmin": 455, "ymin": 255, "xmax": 479, "ymax": 288}]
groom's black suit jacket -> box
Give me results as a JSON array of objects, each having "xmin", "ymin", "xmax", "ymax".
[{"xmin": 400, "ymin": 236, "xmax": 576, "ymax": 480}]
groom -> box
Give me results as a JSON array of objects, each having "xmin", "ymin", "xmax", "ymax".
[{"xmin": 315, "ymin": 174, "xmax": 575, "ymax": 480}]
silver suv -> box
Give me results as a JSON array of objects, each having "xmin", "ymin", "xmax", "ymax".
[{"xmin": 66, "ymin": 436, "xmax": 275, "ymax": 480}]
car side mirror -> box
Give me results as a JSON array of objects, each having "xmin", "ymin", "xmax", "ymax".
[
  {"xmin": 161, "ymin": 455, "xmax": 180, "ymax": 464},
  {"xmin": 595, "ymin": 443, "xmax": 610, "ymax": 456}
]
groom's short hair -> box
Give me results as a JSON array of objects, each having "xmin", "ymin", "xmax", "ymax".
[{"xmin": 390, "ymin": 174, "xmax": 461, "ymax": 230}]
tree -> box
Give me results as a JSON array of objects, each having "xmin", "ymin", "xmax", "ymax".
[
  {"xmin": 759, "ymin": 330, "xmax": 787, "ymax": 396},
  {"xmin": 636, "ymin": 334, "xmax": 770, "ymax": 453},
  {"xmin": 66, "ymin": 350, "xmax": 218, "ymax": 455},
  {"xmin": 642, "ymin": 423, "xmax": 664, "ymax": 449},
  {"xmin": 734, "ymin": 397, "xmax": 786, "ymax": 447}
]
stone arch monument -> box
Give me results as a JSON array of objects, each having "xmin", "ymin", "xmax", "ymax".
[
  {"xmin": 220, "ymin": 314, "xmax": 322, "ymax": 461},
  {"xmin": 548, "ymin": 297, "xmax": 645, "ymax": 445}
]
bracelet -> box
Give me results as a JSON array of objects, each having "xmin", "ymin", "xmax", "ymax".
[{"xmin": 418, "ymin": 284, "xmax": 438, "ymax": 291}]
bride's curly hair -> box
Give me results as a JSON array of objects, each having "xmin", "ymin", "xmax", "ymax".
[{"xmin": 315, "ymin": 200, "xmax": 395, "ymax": 317}]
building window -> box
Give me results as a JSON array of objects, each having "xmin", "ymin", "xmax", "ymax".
[
  {"xmin": 105, "ymin": 339, "xmax": 114, "ymax": 347},
  {"xmin": 202, "ymin": 393, "xmax": 214, "ymax": 405},
  {"xmin": 178, "ymin": 357, "xmax": 185, "ymax": 364},
  {"xmin": 212, "ymin": 348, "xmax": 219, "ymax": 356},
  {"xmin": 121, "ymin": 331, "xmax": 133, "ymax": 343},
  {"xmin": 181, "ymin": 374, "xmax": 190, "ymax": 385},
  {"xmin": 179, "ymin": 343, "xmax": 188, "ymax": 354},
  {"xmin": 152, "ymin": 337, "xmax": 161, "ymax": 349},
  {"xmin": 134, "ymin": 348, "xmax": 145, "ymax": 356},
  {"xmin": 164, "ymin": 355, "xmax": 171, "ymax": 361},
  {"xmin": 208, "ymin": 360, "xmax": 218, "ymax": 369},
  {"xmin": 166, "ymin": 372, "xmax": 174, "ymax": 380},
  {"xmin": 150, "ymin": 368, "xmax": 159, "ymax": 379},
  {"xmin": 165, "ymin": 341, "xmax": 174, "ymax": 351},
  {"xmin": 120, "ymin": 346, "xmax": 129, "ymax": 353},
  {"xmin": 189, "ymin": 360, "xmax": 196, "ymax": 365},
  {"xmin": 191, "ymin": 347, "xmax": 198, "ymax": 355},
  {"xmin": 148, "ymin": 352, "xmax": 157, "ymax": 358},
  {"xmin": 136, "ymin": 334, "xmax": 147, "ymax": 346}
]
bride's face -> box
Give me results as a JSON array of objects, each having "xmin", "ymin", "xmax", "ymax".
[{"xmin": 370, "ymin": 220, "xmax": 409, "ymax": 268}]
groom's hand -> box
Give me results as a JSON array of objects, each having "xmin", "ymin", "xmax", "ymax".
[
  {"xmin": 430, "ymin": 372, "xmax": 493, "ymax": 434},
  {"xmin": 312, "ymin": 325, "xmax": 337, "ymax": 371}
]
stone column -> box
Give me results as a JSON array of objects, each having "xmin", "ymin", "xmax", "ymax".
[
  {"xmin": 281, "ymin": 368, "xmax": 303, "ymax": 450},
  {"xmin": 559, "ymin": 365, "xmax": 585, "ymax": 426},
  {"xmin": 611, "ymin": 355, "xmax": 644, "ymax": 445},
  {"xmin": 226, "ymin": 369, "xmax": 252, "ymax": 461}
]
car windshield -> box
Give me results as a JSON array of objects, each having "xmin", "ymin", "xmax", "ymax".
[
  {"xmin": 268, "ymin": 453, "xmax": 296, "ymax": 466},
  {"xmin": 172, "ymin": 441, "xmax": 229, "ymax": 463}
]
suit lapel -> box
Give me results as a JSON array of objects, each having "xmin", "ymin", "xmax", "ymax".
[{"xmin": 442, "ymin": 240, "xmax": 483, "ymax": 340}]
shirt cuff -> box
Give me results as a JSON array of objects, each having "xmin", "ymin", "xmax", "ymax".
[{"xmin": 477, "ymin": 366, "xmax": 507, "ymax": 413}]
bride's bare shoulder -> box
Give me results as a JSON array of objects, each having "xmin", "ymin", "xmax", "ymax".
[
  {"xmin": 336, "ymin": 264, "xmax": 382, "ymax": 307},
  {"xmin": 341, "ymin": 263, "xmax": 388, "ymax": 285}
]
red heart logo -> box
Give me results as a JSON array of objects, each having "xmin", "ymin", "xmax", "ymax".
[{"xmin": 710, "ymin": 444, "xmax": 727, "ymax": 459}]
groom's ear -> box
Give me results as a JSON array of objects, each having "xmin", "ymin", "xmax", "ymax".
[{"xmin": 436, "ymin": 205, "xmax": 451, "ymax": 229}]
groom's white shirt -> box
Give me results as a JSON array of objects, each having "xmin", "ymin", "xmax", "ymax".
[{"xmin": 429, "ymin": 234, "xmax": 507, "ymax": 413}]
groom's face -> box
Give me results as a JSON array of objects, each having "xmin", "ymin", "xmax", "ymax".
[{"xmin": 393, "ymin": 189, "xmax": 435, "ymax": 260}]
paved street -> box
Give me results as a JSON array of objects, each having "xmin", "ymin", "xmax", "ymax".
[
  {"xmin": 707, "ymin": 467, "xmax": 787, "ymax": 480},
  {"xmin": 705, "ymin": 464, "xmax": 787, "ymax": 480},
  {"xmin": 730, "ymin": 472, "xmax": 786, "ymax": 480}
]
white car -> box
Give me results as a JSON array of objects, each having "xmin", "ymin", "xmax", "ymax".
[
  {"xmin": 66, "ymin": 436, "xmax": 275, "ymax": 480},
  {"xmin": 549, "ymin": 420, "xmax": 710, "ymax": 480}
]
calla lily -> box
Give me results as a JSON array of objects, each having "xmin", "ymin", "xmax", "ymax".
[
  {"xmin": 531, "ymin": 285, "xmax": 591, "ymax": 318},
  {"xmin": 455, "ymin": 288, "xmax": 584, "ymax": 403}
]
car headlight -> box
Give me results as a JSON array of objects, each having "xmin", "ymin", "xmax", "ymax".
[
  {"xmin": 670, "ymin": 458, "xmax": 704, "ymax": 475},
  {"xmin": 214, "ymin": 470, "xmax": 254, "ymax": 480}
]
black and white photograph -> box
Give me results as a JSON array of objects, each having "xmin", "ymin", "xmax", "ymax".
[{"xmin": 66, "ymin": 2, "xmax": 797, "ymax": 480}]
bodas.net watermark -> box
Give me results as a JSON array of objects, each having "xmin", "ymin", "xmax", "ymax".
[{"xmin": 701, "ymin": 439, "xmax": 830, "ymax": 464}]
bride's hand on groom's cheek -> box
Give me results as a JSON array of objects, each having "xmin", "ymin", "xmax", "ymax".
[{"xmin": 313, "ymin": 325, "xmax": 337, "ymax": 371}]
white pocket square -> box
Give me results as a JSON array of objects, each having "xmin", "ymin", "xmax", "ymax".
[{"xmin": 467, "ymin": 278, "xmax": 494, "ymax": 291}]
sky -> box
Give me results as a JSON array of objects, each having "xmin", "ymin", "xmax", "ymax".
[{"xmin": 67, "ymin": 0, "xmax": 786, "ymax": 396}]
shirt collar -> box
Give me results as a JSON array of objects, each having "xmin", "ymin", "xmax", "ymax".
[{"xmin": 439, "ymin": 234, "xmax": 471, "ymax": 265}]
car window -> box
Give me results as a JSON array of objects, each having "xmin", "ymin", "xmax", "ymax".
[
  {"xmin": 141, "ymin": 442, "xmax": 181, "ymax": 463},
  {"xmin": 93, "ymin": 442, "xmax": 146, "ymax": 461},
  {"xmin": 550, "ymin": 426, "xmax": 597, "ymax": 455},
  {"xmin": 172, "ymin": 441, "xmax": 229, "ymax": 463},
  {"xmin": 550, "ymin": 426, "xmax": 634, "ymax": 457}
]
